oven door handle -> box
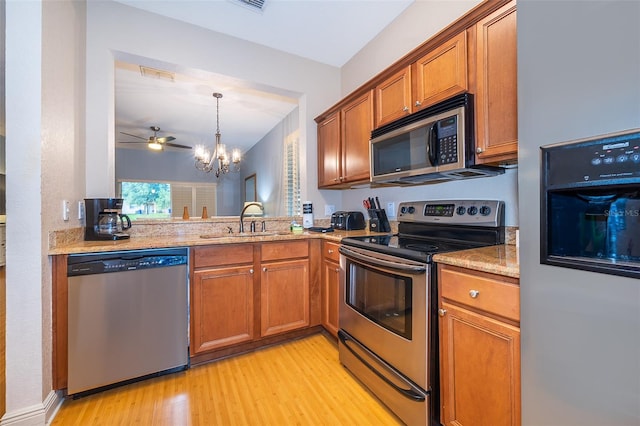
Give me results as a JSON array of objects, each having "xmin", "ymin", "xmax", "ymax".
[
  {"xmin": 338, "ymin": 330, "xmax": 427, "ymax": 402},
  {"xmin": 339, "ymin": 246, "xmax": 426, "ymax": 273}
]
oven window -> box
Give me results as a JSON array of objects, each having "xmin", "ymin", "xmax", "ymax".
[{"xmin": 346, "ymin": 260, "xmax": 412, "ymax": 340}]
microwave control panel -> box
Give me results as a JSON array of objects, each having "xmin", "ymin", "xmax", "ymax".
[{"xmin": 437, "ymin": 116, "xmax": 458, "ymax": 165}]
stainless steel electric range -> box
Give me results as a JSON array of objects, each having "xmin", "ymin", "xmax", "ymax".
[{"xmin": 338, "ymin": 199, "xmax": 505, "ymax": 426}]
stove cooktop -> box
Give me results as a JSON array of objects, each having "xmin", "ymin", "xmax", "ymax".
[{"xmin": 341, "ymin": 200, "xmax": 506, "ymax": 263}]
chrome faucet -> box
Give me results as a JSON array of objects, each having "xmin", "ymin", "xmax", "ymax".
[{"xmin": 239, "ymin": 202, "xmax": 264, "ymax": 233}]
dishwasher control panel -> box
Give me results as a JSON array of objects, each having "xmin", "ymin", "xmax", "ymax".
[{"xmin": 67, "ymin": 248, "xmax": 188, "ymax": 276}]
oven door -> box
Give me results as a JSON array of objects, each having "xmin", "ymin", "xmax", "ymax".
[
  {"xmin": 339, "ymin": 245, "xmax": 430, "ymax": 389},
  {"xmin": 339, "ymin": 245, "xmax": 432, "ymax": 425}
]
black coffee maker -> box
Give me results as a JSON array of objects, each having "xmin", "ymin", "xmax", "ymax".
[{"xmin": 84, "ymin": 198, "xmax": 132, "ymax": 241}]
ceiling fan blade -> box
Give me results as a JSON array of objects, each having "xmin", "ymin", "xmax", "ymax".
[
  {"xmin": 156, "ymin": 136, "xmax": 176, "ymax": 143},
  {"xmin": 119, "ymin": 131, "xmax": 148, "ymax": 141},
  {"xmin": 117, "ymin": 141, "xmax": 147, "ymax": 144},
  {"xmin": 164, "ymin": 142, "xmax": 192, "ymax": 150}
]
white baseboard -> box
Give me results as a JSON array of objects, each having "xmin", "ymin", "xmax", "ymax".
[{"xmin": 0, "ymin": 390, "xmax": 63, "ymax": 426}]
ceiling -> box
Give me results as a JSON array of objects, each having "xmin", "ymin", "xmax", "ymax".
[{"xmin": 114, "ymin": 0, "xmax": 414, "ymax": 155}]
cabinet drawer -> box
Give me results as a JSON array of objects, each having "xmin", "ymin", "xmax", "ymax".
[
  {"xmin": 439, "ymin": 265, "xmax": 519, "ymax": 322},
  {"xmin": 261, "ymin": 240, "xmax": 309, "ymax": 262},
  {"xmin": 323, "ymin": 241, "xmax": 340, "ymax": 263},
  {"xmin": 193, "ymin": 244, "xmax": 254, "ymax": 268}
]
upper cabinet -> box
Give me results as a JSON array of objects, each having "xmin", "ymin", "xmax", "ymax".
[
  {"xmin": 375, "ymin": 66, "xmax": 412, "ymax": 127},
  {"xmin": 317, "ymin": 90, "xmax": 373, "ymax": 188},
  {"xmin": 473, "ymin": 1, "xmax": 518, "ymax": 164},
  {"xmin": 413, "ymin": 31, "xmax": 468, "ymax": 112}
]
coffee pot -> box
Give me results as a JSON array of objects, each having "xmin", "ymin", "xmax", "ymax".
[{"xmin": 97, "ymin": 212, "xmax": 131, "ymax": 236}]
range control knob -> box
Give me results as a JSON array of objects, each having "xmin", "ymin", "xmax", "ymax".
[
  {"xmin": 400, "ymin": 206, "xmax": 407, "ymax": 214},
  {"xmin": 479, "ymin": 206, "xmax": 492, "ymax": 216},
  {"xmin": 456, "ymin": 206, "xmax": 466, "ymax": 215},
  {"xmin": 467, "ymin": 206, "xmax": 478, "ymax": 216},
  {"xmin": 407, "ymin": 206, "xmax": 416, "ymax": 214}
]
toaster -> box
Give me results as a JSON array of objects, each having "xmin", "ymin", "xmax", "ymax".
[{"xmin": 330, "ymin": 211, "xmax": 366, "ymax": 230}]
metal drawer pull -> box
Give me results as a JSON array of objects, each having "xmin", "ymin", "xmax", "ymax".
[
  {"xmin": 438, "ymin": 308, "xmax": 447, "ymax": 317},
  {"xmin": 469, "ymin": 289, "xmax": 480, "ymax": 298},
  {"xmin": 328, "ymin": 249, "xmax": 334, "ymax": 254}
]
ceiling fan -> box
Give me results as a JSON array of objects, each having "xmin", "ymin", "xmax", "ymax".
[{"xmin": 118, "ymin": 126, "xmax": 192, "ymax": 150}]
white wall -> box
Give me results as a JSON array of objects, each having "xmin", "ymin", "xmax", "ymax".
[
  {"xmin": 518, "ymin": 1, "xmax": 640, "ymax": 424},
  {"xmin": 4, "ymin": 1, "xmax": 86, "ymax": 423},
  {"xmin": 85, "ymin": 1, "xmax": 340, "ymax": 215}
]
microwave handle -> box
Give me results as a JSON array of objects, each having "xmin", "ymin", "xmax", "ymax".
[{"xmin": 427, "ymin": 123, "xmax": 438, "ymax": 166}]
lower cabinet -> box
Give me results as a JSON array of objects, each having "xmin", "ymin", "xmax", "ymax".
[
  {"xmin": 191, "ymin": 240, "xmax": 313, "ymax": 359},
  {"xmin": 438, "ymin": 264, "xmax": 521, "ymax": 426},
  {"xmin": 320, "ymin": 241, "xmax": 340, "ymax": 338},
  {"xmin": 192, "ymin": 265, "xmax": 255, "ymax": 353},
  {"xmin": 260, "ymin": 258, "xmax": 309, "ymax": 336}
]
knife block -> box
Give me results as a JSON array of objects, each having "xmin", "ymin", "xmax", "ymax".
[{"xmin": 367, "ymin": 209, "xmax": 391, "ymax": 233}]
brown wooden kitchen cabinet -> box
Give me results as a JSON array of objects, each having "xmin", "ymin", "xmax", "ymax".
[
  {"xmin": 375, "ymin": 66, "xmax": 412, "ymax": 127},
  {"xmin": 191, "ymin": 244, "xmax": 256, "ymax": 355},
  {"xmin": 320, "ymin": 241, "xmax": 340, "ymax": 338},
  {"xmin": 438, "ymin": 263, "xmax": 520, "ymax": 426},
  {"xmin": 375, "ymin": 31, "xmax": 467, "ymax": 128},
  {"xmin": 473, "ymin": 1, "xmax": 518, "ymax": 164},
  {"xmin": 317, "ymin": 90, "xmax": 373, "ymax": 188},
  {"xmin": 413, "ymin": 30, "xmax": 468, "ymax": 112},
  {"xmin": 260, "ymin": 240, "xmax": 310, "ymax": 337}
]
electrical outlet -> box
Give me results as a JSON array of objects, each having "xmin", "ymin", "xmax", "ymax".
[
  {"xmin": 386, "ymin": 202, "xmax": 396, "ymax": 218},
  {"xmin": 62, "ymin": 200, "xmax": 70, "ymax": 221},
  {"xmin": 324, "ymin": 205, "xmax": 336, "ymax": 216}
]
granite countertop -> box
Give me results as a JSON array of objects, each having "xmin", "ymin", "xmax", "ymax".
[
  {"xmin": 433, "ymin": 244, "xmax": 520, "ymax": 279},
  {"xmin": 48, "ymin": 229, "xmax": 381, "ymax": 255}
]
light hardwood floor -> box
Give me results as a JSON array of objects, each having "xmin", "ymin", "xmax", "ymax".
[{"xmin": 51, "ymin": 333, "xmax": 403, "ymax": 426}]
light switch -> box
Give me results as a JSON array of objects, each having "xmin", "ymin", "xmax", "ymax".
[
  {"xmin": 78, "ymin": 200, "xmax": 85, "ymax": 220},
  {"xmin": 62, "ymin": 200, "xmax": 70, "ymax": 221}
]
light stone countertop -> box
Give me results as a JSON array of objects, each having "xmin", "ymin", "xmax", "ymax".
[
  {"xmin": 433, "ymin": 244, "xmax": 520, "ymax": 279},
  {"xmin": 48, "ymin": 229, "xmax": 381, "ymax": 255}
]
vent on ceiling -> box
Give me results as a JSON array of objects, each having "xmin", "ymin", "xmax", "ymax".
[
  {"xmin": 232, "ymin": 0, "xmax": 265, "ymax": 12},
  {"xmin": 139, "ymin": 66, "xmax": 175, "ymax": 82}
]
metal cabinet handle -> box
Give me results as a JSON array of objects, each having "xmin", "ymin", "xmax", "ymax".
[
  {"xmin": 476, "ymin": 147, "xmax": 484, "ymax": 154},
  {"xmin": 249, "ymin": 269, "xmax": 254, "ymax": 274},
  {"xmin": 414, "ymin": 101, "xmax": 422, "ymax": 107},
  {"xmin": 335, "ymin": 268, "xmax": 340, "ymax": 272},
  {"xmin": 469, "ymin": 290, "xmax": 480, "ymax": 298},
  {"xmin": 328, "ymin": 249, "xmax": 334, "ymax": 254},
  {"xmin": 438, "ymin": 308, "xmax": 447, "ymax": 317},
  {"xmin": 403, "ymin": 106, "xmax": 409, "ymax": 112},
  {"xmin": 262, "ymin": 267, "xmax": 267, "ymax": 272}
]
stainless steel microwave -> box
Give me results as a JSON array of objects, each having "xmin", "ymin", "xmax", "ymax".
[{"xmin": 370, "ymin": 93, "xmax": 502, "ymax": 185}]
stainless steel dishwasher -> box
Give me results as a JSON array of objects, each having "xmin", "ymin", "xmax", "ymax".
[{"xmin": 67, "ymin": 247, "xmax": 189, "ymax": 396}]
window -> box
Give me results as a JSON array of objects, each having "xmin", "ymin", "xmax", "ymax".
[
  {"xmin": 283, "ymin": 132, "xmax": 300, "ymax": 216},
  {"xmin": 118, "ymin": 180, "xmax": 217, "ymax": 220}
]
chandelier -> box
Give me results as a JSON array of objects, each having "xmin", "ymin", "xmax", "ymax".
[{"xmin": 194, "ymin": 92, "xmax": 241, "ymax": 177}]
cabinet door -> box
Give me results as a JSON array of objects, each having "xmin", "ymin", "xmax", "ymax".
[
  {"xmin": 475, "ymin": 1, "xmax": 518, "ymax": 163},
  {"xmin": 375, "ymin": 66, "xmax": 412, "ymax": 127},
  {"xmin": 317, "ymin": 111, "xmax": 341, "ymax": 187},
  {"xmin": 414, "ymin": 31, "xmax": 468, "ymax": 110},
  {"xmin": 191, "ymin": 265, "xmax": 255, "ymax": 354},
  {"xmin": 439, "ymin": 301, "xmax": 521, "ymax": 426},
  {"xmin": 341, "ymin": 90, "xmax": 374, "ymax": 184},
  {"xmin": 260, "ymin": 259, "xmax": 310, "ymax": 337},
  {"xmin": 321, "ymin": 257, "xmax": 340, "ymax": 338}
]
